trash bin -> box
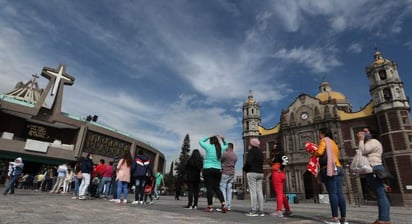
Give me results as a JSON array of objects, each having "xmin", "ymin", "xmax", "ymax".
[
  {"xmin": 286, "ymin": 193, "xmax": 296, "ymax": 204},
  {"xmin": 237, "ymin": 190, "xmax": 244, "ymax": 200}
]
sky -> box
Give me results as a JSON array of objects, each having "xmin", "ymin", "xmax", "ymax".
[{"xmin": 1, "ymin": 0, "xmax": 412, "ymax": 173}]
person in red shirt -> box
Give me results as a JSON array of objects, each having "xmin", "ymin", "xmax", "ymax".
[{"xmin": 97, "ymin": 161, "xmax": 114, "ymax": 199}]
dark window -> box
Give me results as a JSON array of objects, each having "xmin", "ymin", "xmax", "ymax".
[
  {"xmin": 383, "ymin": 88, "xmax": 392, "ymax": 101},
  {"xmin": 379, "ymin": 70, "xmax": 387, "ymax": 80}
]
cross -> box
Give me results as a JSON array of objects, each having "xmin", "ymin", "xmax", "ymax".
[{"xmin": 42, "ymin": 65, "xmax": 74, "ymax": 96}]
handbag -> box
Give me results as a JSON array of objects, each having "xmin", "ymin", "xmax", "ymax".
[
  {"xmin": 350, "ymin": 150, "xmax": 373, "ymax": 174},
  {"xmin": 374, "ymin": 166, "xmax": 393, "ymax": 179}
]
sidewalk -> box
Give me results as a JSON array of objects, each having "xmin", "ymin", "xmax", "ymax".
[{"xmin": 0, "ymin": 188, "xmax": 409, "ymax": 223}]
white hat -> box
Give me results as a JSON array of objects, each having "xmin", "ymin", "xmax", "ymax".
[{"xmin": 16, "ymin": 157, "xmax": 22, "ymax": 162}]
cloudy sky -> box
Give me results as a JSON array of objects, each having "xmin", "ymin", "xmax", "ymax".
[{"xmin": 1, "ymin": 0, "xmax": 412, "ymax": 172}]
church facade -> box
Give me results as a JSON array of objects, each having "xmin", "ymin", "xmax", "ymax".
[
  {"xmin": 242, "ymin": 51, "xmax": 412, "ymax": 206},
  {"xmin": 0, "ymin": 65, "xmax": 165, "ymax": 183}
]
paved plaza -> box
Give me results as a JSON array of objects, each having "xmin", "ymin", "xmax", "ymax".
[{"xmin": 0, "ymin": 188, "xmax": 410, "ymax": 224}]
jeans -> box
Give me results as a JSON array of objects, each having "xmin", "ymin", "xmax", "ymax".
[
  {"xmin": 73, "ymin": 176, "xmax": 80, "ymax": 196},
  {"xmin": 79, "ymin": 173, "xmax": 91, "ymax": 197},
  {"xmin": 154, "ymin": 184, "xmax": 160, "ymax": 198},
  {"xmin": 4, "ymin": 175, "xmax": 19, "ymax": 194},
  {"xmin": 117, "ymin": 181, "xmax": 129, "ymax": 200},
  {"xmin": 367, "ymin": 165, "xmax": 390, "ymax": 221},
  {"xmin": 97, "ymin": 177, "xmax": 112, "ymax": 198},
  {"xmin": 219, "ymin": 174, "xmax": 234, "ymax": 209},
  {"xmin": 135, "ymin": 176, "xmax": 146, "ymax": 201},
  {"xmin": 246, "ymin": 172, "xmax": 264, "ymax": 212},
  {"xmin": 320, "ymin": 166, "xmax": 346, "ymax": 218},
  {"xmin": 272, "ymin": 171, "xmax": 290, "ymax": 212}
]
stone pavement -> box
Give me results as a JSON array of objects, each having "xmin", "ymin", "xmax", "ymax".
[{"xmin": 0, "ymin": 188, "xmax": 410, "ymax": 224}]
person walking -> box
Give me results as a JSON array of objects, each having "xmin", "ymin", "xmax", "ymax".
[
  {"xmin": 78, "ymin": 153, "xmax": 93, "ymax": 200},
  {"xmin": 313, "ymin": 128, "xmax": 348, "ymax": 224},
  {"xmin": 50, "ymin": 163, "xmax": 68, "ymax": 193},
  {"xmin": 268, "ymin": 146, "xmax": 292, "ymax": 217},
  {"xmin": 184, "ymin": 149, "xmax": 203, "ymax": 209},
  {"xmin": 131, "ymin": 149, "xmax": 151, "ymax": 205},
  {"xmin": 154, "ymin": 171, "xmax": 165, "ymax": 200},
  {"xmin": 243, "ymin": 138, "xmax": 264, "ymax": 217},
  {"xmin": 3, "ymin": 157, "xmax": 24, "ymax": 195},
  {"xmin": 199, "ymin": 135, "xmax": 228, "ymax": 213},
  {"xmin": 358, "ymin": 128, "xmax": 391, "ymax": 224},
  {"xmin": 219, "ymin": 143, "xmax": 237, "ymax": 211},
  {"xmin": 115, "ymin": 151, "xmax": 132, "ymax": 204}
]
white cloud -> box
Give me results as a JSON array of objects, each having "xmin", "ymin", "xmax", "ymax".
[
  {"xmin": 273, "ymin": 46, "xmax": 342, "ymax": 73},
  {"xmin": 348, "ymin": 43, "xmax": 363, "ymax": 54}
]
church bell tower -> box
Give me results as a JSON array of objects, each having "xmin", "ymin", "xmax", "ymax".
[
  {"xmin": 242, "ymin": 90, "xmax": 261, "ymax": 138},
  {"xmin": 366, "ymin": 50, "xmax": 412, "ymax": 206}
]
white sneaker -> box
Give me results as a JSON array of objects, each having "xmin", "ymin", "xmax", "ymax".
[
  {"xmin": 109, "ymin": 198, "xmax": 118, "ymax": 202},
  {"xmin": 270, "ymin": 211, "xmax": 283, "ymax": 217},
  {"xmin": 122, "ymin": 200, "xmax": 127, "ymax": 204},
  {"xmin": 113, "ymin": 199, "xmax": 121, "ymax": 203},
  {"xmin": 139, "ymin": 201, "xmax": 144, "ymax": 204},
  {"xmin": 131, "ymin": 200, "xmax": 139, "ymax": 204}
]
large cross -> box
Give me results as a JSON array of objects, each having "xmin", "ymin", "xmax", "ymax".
[{"xmin": 42, "ymin": 65, "xmax": 75, "ymax": 96}]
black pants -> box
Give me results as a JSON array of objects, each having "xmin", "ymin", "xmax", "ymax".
[
  {"xmin": 187, "ymin": 181, "xmax": 200, "ymax": 207},
  {"xmin": 203, "ymin": 168, "xmax": 224, "ymax": 206},
  {"xmin": 134, "ymin": 176, "xmax": 146, "ymax": 201}
]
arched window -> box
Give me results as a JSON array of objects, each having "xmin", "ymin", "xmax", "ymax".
[
  {"xmin": 379, "ymin": 70, "xmax": 387, "ymax": 80},
  {"xmin": 383, "ymin": 88, "xmax": 392, "ymax": 101}
]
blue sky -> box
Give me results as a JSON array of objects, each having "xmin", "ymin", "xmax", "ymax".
[{"xmin": 1, "ymin": 1, "xmax": 412, "ymax": 173}]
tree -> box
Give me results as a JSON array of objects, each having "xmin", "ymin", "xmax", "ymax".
[{"xmin": 174, "ymin": 134, "xmax": 191, "ymax": 179}]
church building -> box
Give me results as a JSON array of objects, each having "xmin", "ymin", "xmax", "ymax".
[
  {"xmin": 0, "ymin": 65, "xmax": 165, "ymax": 184},
  {"xmin": 242, "ymin": 51, "xmax": 412, "ymax": 206}
]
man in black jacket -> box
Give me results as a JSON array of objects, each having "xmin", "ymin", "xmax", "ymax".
[{"xmin": 78, "ymin": 153, "xmax": 93, "ymax": 200}]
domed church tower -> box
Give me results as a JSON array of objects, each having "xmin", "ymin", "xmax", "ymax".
[
  {"xmin": 242, "ymin": 90, "xmax": 261, "ymax": 138},
  {"xmin": 366, "ymin": 50, "xmax": 412, "ymax": 206}
]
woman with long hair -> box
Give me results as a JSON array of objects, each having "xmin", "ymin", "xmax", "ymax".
[
  {"xmin": 184, "ymin": 149, "xmax": 203, "ymax": 209},
  {"xmin": 268, "ymin": 146, "xmax": 292, "ymax": 217},
  {"xmin": 313, "ymin": 128, "xmax": 348, "ymax": 224},
  {"xmin": 115, "ymin": 151, "xmax": 132, "ymax": 204},
  {"xmin": 199, "ymin": 135, "xmax": 228, "ymax": 213}
]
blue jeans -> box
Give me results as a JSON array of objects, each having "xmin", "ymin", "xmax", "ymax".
[
  {"xmin": 97, "ymin": 177, "xmax": 112, "ymax": 198},
  {"xmin": 154, "ymin": 184, "xmax": 160, "ymax": 198},
  {"xmin": 366, "ymin": 165, "xmax": 390, "ymax": 221},
  {"xmin": 4, "ymin": 175, "xmax": 19, "ymax": 194},
  {"xmin": 135, "ymin": 176, "xmax": 146, "ymax": 201},
  {"xmin": 320, "ymin": 166, "xmax": 347, "ymax": 218},
  {"xmin": 219, "ymin": 174, "xmax": 234, "ymax": 209},
  {"xmin": 117, "ymin": 181, "xmax": 129, "ymax": 200},
  {"xmin": 73, "ymin": 176, "xmax": 80, "ymax": 196}
]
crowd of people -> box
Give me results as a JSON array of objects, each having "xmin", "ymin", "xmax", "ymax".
[{"xmin": 1, "ymin": 128, "xmax": 392, "ymax": 224}]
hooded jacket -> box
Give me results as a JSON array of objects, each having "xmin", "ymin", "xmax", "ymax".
[{"xmin": 132, "ymin": 154, "xmax": 151, "ymax": 177}]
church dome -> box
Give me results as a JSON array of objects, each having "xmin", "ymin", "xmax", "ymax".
[{"xmin": 315, "ymin": 81, "xmax": 348, "ymax": 104}]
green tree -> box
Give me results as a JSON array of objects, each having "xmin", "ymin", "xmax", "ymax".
[{"xmin": 174, "ymin": 134, "xmax": 191, "ymax": 179}]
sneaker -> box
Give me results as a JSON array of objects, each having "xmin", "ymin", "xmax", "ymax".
[
  {"xmin": 71, "ymin": 196, "xmax": 78, "ymax": 199},
  {"xmin": 139, "ymin": 201, "xmax": 144, "ymax": 204},
  {"xmin": 109, "ymin": 198, "xmax": 119, "ymax": 202},
  {"xmin": 122, "ymin": 200, "xmax": 127, "ymax": 204},
  {"xmin": 115, "ymin": 199, "xmax": 121, "ymax": 204},
  {"xmin": 156, "ymin": 196, "xmax": 160, "ymax": 200},
  {"xmin": 149, "ymin": 201, "xmax": 153, "ymax": 205},
  {"xmin": 192, "ymin": 206, "xmax": 198, "ymax": 210},
  {"xmin": 215, "ymin": 208, "xmax": 222, "ymax": 212},
  {"xmin": 270, "ymin": 211, "xmax": 284, "ymax": 217},
  {"xmin": 204, "ymin": 207, "xmax": 214, "ymax": 212},
  {"xmin": 245, "ymin": 211, "xmax": 259, "ymax": 217},
  {"xmin": 324, "ymin": 219, "xmax": 340, "ymax": 224},
  {"xmin": 184, "ymin": 206, "xmax": 192, "ymax": 209},
  {"xmin": 259, "ymin": 212, "xmax": 265, "ymax": 217},
  {"xmin": 221, "ymin": 207, "xmax": 228, "ymax": 213},
  {"xmin": 340, "ymin": 218, "xmax": 349, "ymax": 224},
  {"xmin": 78, "ymin": 196, "xmax": 86, "ymax": 200},
  {"xmin": 283, "ymin": 211, "xmax": 293, "ymax": 217},
  {"xmin": 131, "ymin": 200, "xmax": 139, "ymax": 204}
]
